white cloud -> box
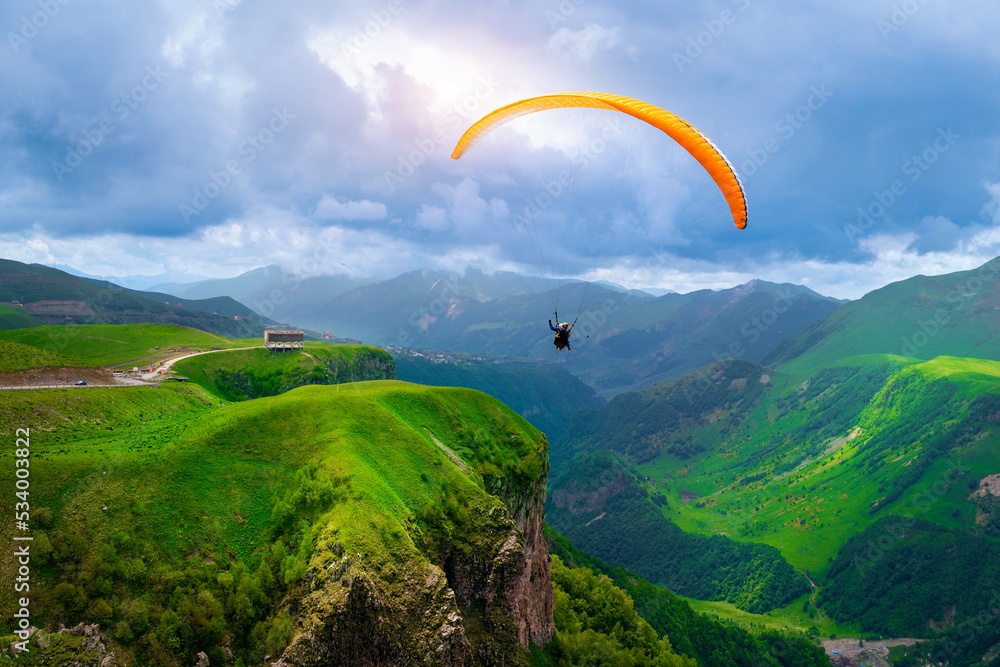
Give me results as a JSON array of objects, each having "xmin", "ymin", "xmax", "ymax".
[
  {"xmin": 314, "ymin": 194, "xmax": 388, "ymax": 221},
  {"xmin": 415, "ymin": 205, "xmax": 449, "ymax": 232},
  {"xmin": 548, "ymin": 23, "xmax": 621, "ymax": 62}
]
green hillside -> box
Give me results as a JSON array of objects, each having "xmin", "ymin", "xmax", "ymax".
[
  {"xmin": 0, "ymin": 304, "xmax": 43, "ymax": 329},
  {"xmin": 544, "ymin": 349, "xmax": 1000, "ymax": 660},
  {"xmin": 547, "ymin": 450, "xmax": 810, "ymax": 614},
  {"xmin": 765, "ymin": 257, "xmax": 1000, "ymax": 374},
  {"xmin": 0, "ymin": 323, "xmax": 253, "ymax": 367},
  {"xmin": 393, "ymin": 352, "xmax": 604, "ymax": 442},
  {"xmin": 175, "ymin": 343, "xmax": 395, "ymax": 400},
  {"xmin": 0, "ymin": 381, "xmax": 549, "ymax": 665},
  {"xmin": 0, "ymin": 340, "xmax": 91, "ymax": 371},
  {"xmin": 0, "ymin": 258, "xmax": 273, "ymax": 338}
]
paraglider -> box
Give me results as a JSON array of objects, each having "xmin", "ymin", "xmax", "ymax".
[
  {"xmin": 452, "ymin": 92, "xmax": 748, "ymax": 352},
  {"xmin": 452, "ymin": 91, "xmax": 748, "ymax": 230},
  {"xmin": 549, "ymin": 319, "xmax": 573, "ymax": 352}
]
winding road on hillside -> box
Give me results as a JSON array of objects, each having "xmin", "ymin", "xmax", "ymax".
[
  {"xmin": 139, "ymin": 347, "xmax": 236, "ymax": 380},
  {"xmin": 0, "ymin": 346, "xmax": 248, "ymax": 390}
]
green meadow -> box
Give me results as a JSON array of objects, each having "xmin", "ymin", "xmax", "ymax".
[{"xmin": 0, "ymin": 323, "xmax": 255, "ymax": 368}]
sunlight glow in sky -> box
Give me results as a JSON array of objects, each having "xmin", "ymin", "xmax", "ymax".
[{"xmin": 1, "ymin": 0, "xmax": 999, "ymax": 299}]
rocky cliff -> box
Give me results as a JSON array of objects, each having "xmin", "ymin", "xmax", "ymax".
[{"xmin": 271, "ymin": 393, "xmax": 554, "ymax": 666}]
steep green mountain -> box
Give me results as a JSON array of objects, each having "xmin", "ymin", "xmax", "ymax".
[
  {"xmin": 393, "ymin": 351, "xmax": 604, "ymax": 443},
  {"xmin": 820, "ymin": 516, "xmax": 1000, "ymax": 639},
  {"xmin": 570, "ymin": 356, "xmax": 1000, "ymax": 571},
  {"xmin": 764, "ymin": 255, "xmax": 1000, "ymax": 374},
  {"xmin": 548, "ymin": 349, "xmax": 1000, "ymax": 662},
  {"xmin": 175, "ymin": 343, "xmax": 395, "ymax": 400},
  {"xmin": 546, "ymin": 450, "xmax": 810, "ymax": 614},
  {"xmin": 0, "ymin": 258, "xmax": 275, "ymax": 338},
  {"xmin": 0, "ymin": 381, "xmax": 554, "ymax": 665}
]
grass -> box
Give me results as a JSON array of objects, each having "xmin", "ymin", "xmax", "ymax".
[
  {"xmin": 0, "ymin": 339, "xmax": 92, "ymax": 371},
  {"xmin": 0, "ymin": 380, "xmax": 546, "ymax": 638},
  {"xmin": 635, "ymin": 355, "xmax": 1000, "ymax": 579},
  {"xmin": 0, "ymin": 323, "xmax": 255, "ymax": 367},
  {"xmin": 682, "ymin": 592, "xmax": 859, "ymax": 638},
  {"xmin": 0, "ymin": 304, "xmax": 43, "ymax": 330},
  {"xmin": 173, "ymin": 343, "xmax": 394, "ymax": 401}
]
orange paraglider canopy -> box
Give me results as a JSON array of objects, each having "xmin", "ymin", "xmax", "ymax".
[{"xmin": 451, "ymin": 92, "xmax": 747, "ymax": 230}]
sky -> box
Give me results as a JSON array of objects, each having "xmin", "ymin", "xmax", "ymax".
[{"xmin": 1, "ymin": 0, "xmax": 999, "ymax": 300}]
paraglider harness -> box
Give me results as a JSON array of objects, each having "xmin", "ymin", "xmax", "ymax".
[{"xmin": 549, "ymin": 312, "xmax": 578, "ymax": 352}]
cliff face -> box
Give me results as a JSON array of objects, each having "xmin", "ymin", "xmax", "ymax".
[
  {"xmin": 488, "ymin": 458, "xmax": 554, "ymax": 649},
  {"xmin": 272, "ymin": 421, "xmax": 553, "ymax": 666}
]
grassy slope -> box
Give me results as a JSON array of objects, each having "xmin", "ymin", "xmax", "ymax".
[
  {"xmin": 1, "ymin": 380, "xmax": 540, "ymax": 560},
  {"xmin": 0, "ymin": 380, "xmax": 546, "ymax": 663},
  {"xmin": 175, "ymin": 343, "xmax": 394, "ymax": 401},
  {"xmin": 0, "ymin": 304, "xmax": 43, "ymax": 329},
  {"xmin": 393, "ymin": 353, "xmax": 604, "ymax": 443},
  {"xmin": 766, "ymin": 263, "xmax": 1000, "ymax": 376},
  {"xmin": 0, "ymin": 340, "xmax": 91, "ymax": 371},
  {"xmin": 0, "ymin": 323, "xmax": 254, "ymax": 367},
  {"xmin": 637, "ymin": 356, "xmax": 1000, "ymax": 579}
]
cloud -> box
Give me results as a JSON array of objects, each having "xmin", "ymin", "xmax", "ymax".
[
  {"xmin": 314, "ymin": 194, "xmax": 387, "ymax": 221},
  {"xmin": 415, "ymin": 205, "xmax": 449, "ymax": 232},
  {"xmin": 548, "ymin": 23, "xmax": 621, "ymax": 62},
  {"xmin": 984, "ymin": 182, "xmax": 1000, "ymax": 224}
]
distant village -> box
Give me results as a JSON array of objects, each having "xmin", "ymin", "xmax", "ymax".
[{"xmin": 385, "ymin": 346, "xmax": 524, "ymax": 366}]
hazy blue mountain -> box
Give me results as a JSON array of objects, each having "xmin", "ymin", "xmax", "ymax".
[
  {"xmin": 303, "ymin": 272, "xmax": 844, "ymax": 396},
  {"xmin": 150, "ymin": 265, "xmax": 371, "ymax": 323}
]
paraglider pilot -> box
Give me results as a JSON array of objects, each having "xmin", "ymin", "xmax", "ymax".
[{"xmin": 549, "ymin": 319, "xmax": 573, "ymax": 352}]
